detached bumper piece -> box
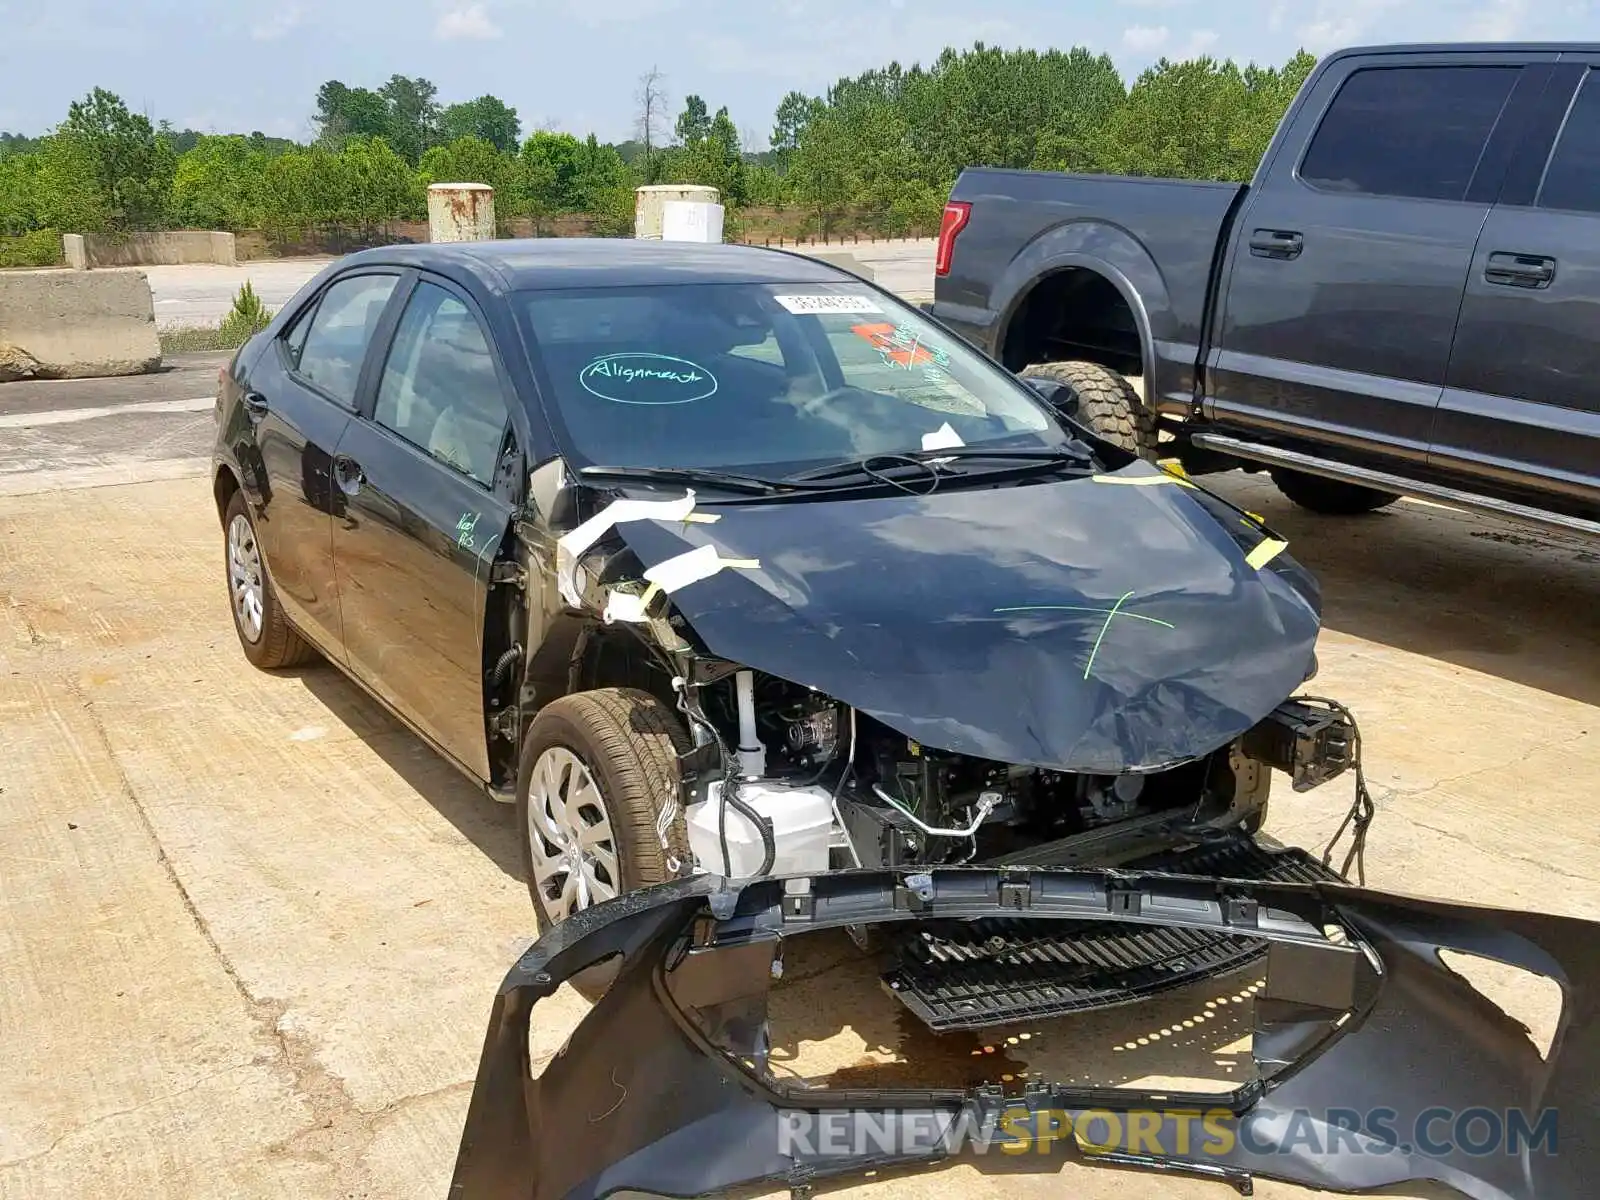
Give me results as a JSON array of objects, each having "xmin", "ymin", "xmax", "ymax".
[
  {"xmin": 884, "ymin": 837, "xmax": 1342, "ymax": 1030},
  {"xmin": 451, "ymin": 868, "xmax": 1600, "ymax": 1200}
]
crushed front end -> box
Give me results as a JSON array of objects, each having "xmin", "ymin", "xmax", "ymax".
[{"xmin": 451, "ymin": 868, "xmax": 1596, "ymax": 1200}]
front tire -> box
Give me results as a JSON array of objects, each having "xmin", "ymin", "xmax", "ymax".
[
  {"xmin": 516, "ymin": 688, "xmax": 691, "ymax": 997},
  {"xmin": 223, "ymin": 490, "xmax": 314, "ymax": 670},
  {"xmin": 1269, "ymin": 468, "xmax": 1400, "ymax": 516},
  {"xmin": 1020, "ymin": 359, "xmax": 1158, "ymax": 460}
]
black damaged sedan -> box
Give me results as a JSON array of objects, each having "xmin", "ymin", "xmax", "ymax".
[{"xmin": 211, "ymin": 238, "xmax": 1362, "ymax": 965}]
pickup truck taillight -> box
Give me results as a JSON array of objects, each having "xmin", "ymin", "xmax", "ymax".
[{"xmin": 935, "ymin": 201, "xmax": 971, "ymax": 277}]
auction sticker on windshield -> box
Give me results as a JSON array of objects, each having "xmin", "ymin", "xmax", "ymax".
[
  {"xmin": 774, "ymin": 294, "xmax": 883, "ymax": 315},
  {"xmin": 579, "ymin": 353, "xmax": 719, "ymax": 404}
]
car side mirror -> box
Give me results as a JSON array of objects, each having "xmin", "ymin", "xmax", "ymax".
[{"xmin": 1022, "ymin": 375, "xmax": 1080, "ymax": 419}]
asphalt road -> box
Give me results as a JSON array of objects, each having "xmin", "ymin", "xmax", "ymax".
[{"xmin": 0, "ymin": 352, "xmax": 227, "ymax": 496}]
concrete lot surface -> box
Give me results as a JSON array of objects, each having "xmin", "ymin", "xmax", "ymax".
[
  {"xmin": 141, "ymin": 239, "xmax": 937, "ymax": 329},
  {"xmin": 2, "ymin": 450, "xmax": 1596, "ymax": 1197}
]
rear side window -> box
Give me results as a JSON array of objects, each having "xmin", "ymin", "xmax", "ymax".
[
  {"xmin": 1538, "ymin": 71, "xmax": 1600, "ymax": 214},
  {"xmin": 293, "ymin": 273, "xmax": 399, "ymax": 407},
  {"xmin": 1300, "ymin": 66, "xmax": 1519, "ymax": 202},
  {"xmin": 374, "ymin": 280, "xmax": 510, "ymax": 487}
]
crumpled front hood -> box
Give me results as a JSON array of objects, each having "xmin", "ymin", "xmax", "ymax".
[{"xmin": 613, "ymin": 462, "xmax": 1321, "ymax": 772}]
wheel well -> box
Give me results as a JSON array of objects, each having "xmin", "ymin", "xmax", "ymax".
[
  {"xmin": 213, "ymin": 465, "xmax": 240, "ymax": 525},
  {"xmin": 999, "ymin": 268, "xmax": 1144, "ymax": 378}
]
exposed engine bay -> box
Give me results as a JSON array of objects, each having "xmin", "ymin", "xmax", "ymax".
[{"xmin": 683, "ymin": 666, "xmax": 1354, "ymax": 877}]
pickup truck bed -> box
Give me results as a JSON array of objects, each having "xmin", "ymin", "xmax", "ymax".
[{"xmin": 931, "ymin": 41, "xmax": 1600, "ymax": 537}]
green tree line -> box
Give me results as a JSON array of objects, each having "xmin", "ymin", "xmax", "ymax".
[{"xmin": 0, "ymin": 44, "xmax": 1318, "ymax": 264}]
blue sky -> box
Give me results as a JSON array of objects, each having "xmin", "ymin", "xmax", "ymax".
[{"xmin": 0, "ymin": 0, "xmax": 1594, "ymax": 146}]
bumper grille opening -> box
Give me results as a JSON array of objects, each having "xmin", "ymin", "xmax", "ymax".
[{"xmin": 882, "ymin": 839, "xmax": 1342, "ymax": 1031}]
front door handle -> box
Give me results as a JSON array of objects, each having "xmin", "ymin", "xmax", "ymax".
[
  {"xmin": 1249, "ymin": 229, "xmax": 1304, "ymax": 260},
  {"xmin": 332, "ymin": 454, "xmax": 364, "ymax": 496},
  {"xmin": 242, "ymin": 391, "xmax": 269, "ymax": 419},
  {"xmin": 1485, "ymin": 252, "xmax": 1556, "ymax": 289}
]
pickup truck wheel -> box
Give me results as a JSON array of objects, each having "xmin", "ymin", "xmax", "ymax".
[
  {"xmin": 517, "ymin": 688, "xmax": 691, "ymax": 1000},
  {"xmin": 1020, "ymin": 360, "xmax": 1157, "ymax": 461},
  {"xmin": 1269, "ymin": 468, "xmax": 1400, "ymax": 516}
]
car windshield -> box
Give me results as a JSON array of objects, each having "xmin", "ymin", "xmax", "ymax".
[{"xmin": 515, "ymin": 281, "xmax": 1067, "ymax": 476}]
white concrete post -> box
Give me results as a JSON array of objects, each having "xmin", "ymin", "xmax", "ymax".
[{"xmin": 427, "ymin": 183, "xmax": 496, "ymax": 242}]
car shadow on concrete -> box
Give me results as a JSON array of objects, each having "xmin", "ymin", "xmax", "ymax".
[
  {"xmin": 1207, "ymin": 473, "xmax": 1600, "ymax": 709},
  {"xmin": 292, "ymin": 664, "xmax": 524, "ymax": 883}
]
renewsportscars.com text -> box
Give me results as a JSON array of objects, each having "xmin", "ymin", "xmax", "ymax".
[{"xmin": 776, "ymin": 1105, "xmax": 1559, "ymax": 1160}]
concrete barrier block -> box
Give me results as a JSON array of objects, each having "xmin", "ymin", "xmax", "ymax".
[
  {"xmin": 794, "ymin": 247, "xmax": 877, "ymax": 283},
  {"xmin": 0, "ymin": 268, "xmax": 161, "ymax": 380},
  {"xmin": 79, "ymin": 231, "xmax": 237, "ymax": 268},
  {"xmin": 62, "ymin": 234, "xmax": 87, "ymax": 271}
]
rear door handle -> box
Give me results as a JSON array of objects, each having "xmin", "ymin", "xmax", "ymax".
[
  {"xmin": 1485, "ymin": 252, "xmax": 1556, "ymax": 288},
  {"xmin": 1249, "ymin": 230, "xmax": 1304, "ymax": 260},
  {"xmin": 332, "ymin": 454, "xmax": 364, "ymax": 496}
]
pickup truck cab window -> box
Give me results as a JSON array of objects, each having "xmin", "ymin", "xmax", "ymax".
[
  {"xmin": 293, "ymin": 272, "xmax": 400, "ymax": 408},
  {"xmin": 1537, "ymin": 70, "xmax": 1600, "ymax": 214},
  {"xmin": 1299, "ymin": 66, "xmax": 1520, "ymax": 201},
  {"xmin": 374, "ymin": 279, "xmax": 510, "ymax": 488}
]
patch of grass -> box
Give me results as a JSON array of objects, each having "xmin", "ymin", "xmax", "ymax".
[
  {"xmin": 160, "ymin": 282, "xmax": 275, "ymax": 355},
  {"xmin": 159, "ymin": 324, "xmax": 252, "ymax": 354}
]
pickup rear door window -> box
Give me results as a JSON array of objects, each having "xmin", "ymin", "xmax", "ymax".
[
  {"xmin": 1299, "ymin": 66, "xmax": 1520, "ymax": 201},
  {"xmin": 1536, "ymin": 71, "xmax": 1600, "ymax": 214}
]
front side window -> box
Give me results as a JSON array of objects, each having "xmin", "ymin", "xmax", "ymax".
[
  {"xmin": 294, "ymin": 273, "xmax": 400, "ymax": 407},
  {"xmin": 1299, "ymin": 65, "xmax": 1519, "ymax": 202},
  {"xmin": 374, "ymin": 280, "xmax": 509, "ymax": 487},
  {"xmin": 516, "ymin": 283, "xmax": 1058, "ymax": 474}
]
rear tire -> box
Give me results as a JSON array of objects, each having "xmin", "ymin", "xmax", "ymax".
[
  {"xmin": 1269, "ymin": 468, "xmax": 1399, "ymax": 516},
  {"xmin": 1020, "ymin": 359, "xmax": 1157, "ymax": 460},
  {"xmin": 223, "ymin": 490, "xmax": 315, "ymax": 670},
  {"xmin": 517, "ymin": 688, "xmax": 691, "ymax": 1001}
]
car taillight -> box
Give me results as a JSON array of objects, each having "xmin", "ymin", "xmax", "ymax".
[{"xmin": 934, "ymin": 201, "xmax": 971, "ymax": 277}]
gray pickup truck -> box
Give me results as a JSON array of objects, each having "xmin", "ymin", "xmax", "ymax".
[{"xmin": 931, "ymin": 42, "xmax": 1600, "ymax": 535}]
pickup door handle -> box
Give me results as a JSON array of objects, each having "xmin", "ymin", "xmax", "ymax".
[
  {"xmin": 1249, "ymin": 229, "xmax": 1304, "ymax": 260},
  {"xmin": 1485, "ymin": 252, "xmax": 1556, "ymax": 289}
]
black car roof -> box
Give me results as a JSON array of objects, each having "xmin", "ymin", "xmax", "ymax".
[{"xmin": 338, "ymin": 237, "xmax": 855, "ymax": 293}]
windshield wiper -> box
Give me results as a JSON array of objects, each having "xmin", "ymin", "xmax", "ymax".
[
  {"xmin": 578, "ymin": 465, "xmax": 796, "ymax": 495},
  {"xmin": 785, "ymin": 445, "xmax": 1095, "ymax": 484}
]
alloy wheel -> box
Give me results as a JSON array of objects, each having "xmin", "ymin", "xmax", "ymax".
[
  {"xmin": 526, "ymin": 746, "xmax": 621, "ymax": 922},
  {"xmin": 227, "ymin": 512, "xmax": 265, "ymax": 644}
]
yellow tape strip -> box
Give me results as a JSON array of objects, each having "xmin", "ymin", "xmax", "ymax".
[
  {"xmin": 1158, "ymin": 457, "xmax": 1190, "ymax": 479},
  {"xmin": 1245, "ymin": 537, "xmax": 1290, "ymax": 570},
  {"xmin": 682, "ymin": 513, "xmax": 721, "ymax": 524},
  {"xmin": 1091, "ymin": 472, "xmax": 1196, "ymax": 489}
]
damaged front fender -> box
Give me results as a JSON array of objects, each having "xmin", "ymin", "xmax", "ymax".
[{"xmin": 450, "ymin": 869, "xmax": 1599, "ymax": 1200}]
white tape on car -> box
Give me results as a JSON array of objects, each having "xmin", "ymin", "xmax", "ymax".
[
  {"xmin": 644, "ymin": 543, "xmax": 761, "ymax": 593},
  {"xmin": 555, "ymin": 490, "xmax": 705, "ymax": 607}
]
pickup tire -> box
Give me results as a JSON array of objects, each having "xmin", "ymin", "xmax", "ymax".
[
  {"xmin": 1020, "ymin": 360, "xmax": 1157, "ymax": 460},
  {"xmin": 1268, "ymin": 468, "xmax": 1399, "ymax": 516}
]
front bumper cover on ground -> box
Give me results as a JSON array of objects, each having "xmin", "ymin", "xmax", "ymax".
[{"xmin": 449, "ymin": 868, "xmax": 1599, "ymax": 1200}]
